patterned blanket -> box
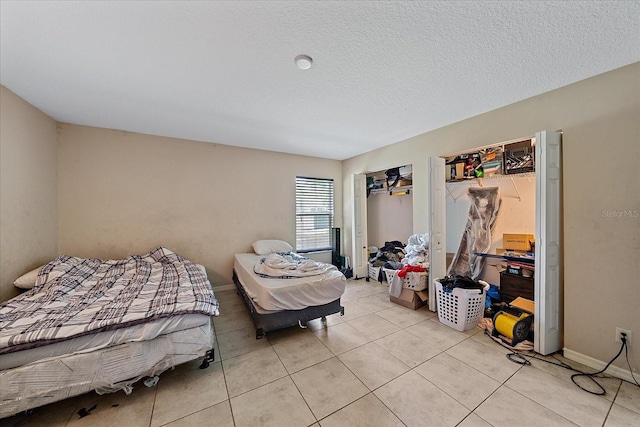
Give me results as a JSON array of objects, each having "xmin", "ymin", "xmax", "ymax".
[
  {"xmin": 0, "ymin": 247, "xmax": 219, "ymax": 354},
  {"xmin": 254, "ymin": 252, "xmax": 338, "ymax": 278}
]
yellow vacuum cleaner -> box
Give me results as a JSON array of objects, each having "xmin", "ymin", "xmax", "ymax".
[{"xmin": 492, "ymin": 297, "xmax": 534, "ymax": 346}]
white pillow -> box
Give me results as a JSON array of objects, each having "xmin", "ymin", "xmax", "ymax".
[
  {"xmin": 13, "ymin": 265, "xmax": 45, "ymax": 289},
  {"xmin": 252, "ymin": 240, "xmax": 293, "ymax": 255}
]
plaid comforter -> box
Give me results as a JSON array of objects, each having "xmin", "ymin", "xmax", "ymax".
[{"xmin": 0, "ymin": 247, "xmax": 219, "ymax": 354}]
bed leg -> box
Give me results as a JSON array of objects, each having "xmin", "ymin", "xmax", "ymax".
[
  {"xmin": 144, "ymin": 375, "xmax": 160, "ymax": 387},
  {"xmin": 256, "ymin": 328, "xmax": 265, "ymax": 339},
  {"xmin": 199, "ymin": 349, "xmax": 215, "ymax": 369},
  {"xmin": 340, "ymin": 306, "xmax": 345, "ymax": 316},
  {"xmin": 321, "ymin": 316, "xmax": 327, "ymax": 324}
]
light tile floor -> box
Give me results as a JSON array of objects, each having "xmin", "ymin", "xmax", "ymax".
[{"xmin": 5, "ymin": 279, "xmax": 640, "ymax": 427}]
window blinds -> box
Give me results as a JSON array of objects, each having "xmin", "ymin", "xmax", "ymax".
[{"xmin": 295, "ymin": 177, "xmax": 334, "ymax": 252}]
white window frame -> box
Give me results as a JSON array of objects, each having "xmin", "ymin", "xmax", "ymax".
[{"xmin": 295, "ymin": 176, "xmax": 334, "ymax": 252}]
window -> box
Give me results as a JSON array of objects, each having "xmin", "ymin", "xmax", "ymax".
[{"xmin": 295, "ymin": 176, "xmax": 334, "ymax": 252}]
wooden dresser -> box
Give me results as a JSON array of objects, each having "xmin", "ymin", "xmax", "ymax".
[{"xmin": 499, "ymin": 272, "xmax": 534, "ymax": 303}]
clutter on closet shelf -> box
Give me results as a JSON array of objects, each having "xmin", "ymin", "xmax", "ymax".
[
  {"xmin": 366, "ymin": 165, "xmax": 412, "ymax": 197},
  {"xmin": 445, "ymin": 139, "xmax": 535, "ymax": 184}
]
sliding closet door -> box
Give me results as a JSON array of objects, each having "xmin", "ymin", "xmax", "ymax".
[
  {"xmin": 429, "ymin": 157, "xmax": 446, "ymax": 312},
  {"xmin": 535, "ymin": 130, "xmax": 563, "ymax": 355},
  {"xmin": 352, "ymin": 173, "xmax": 368, "ymax": 279}
]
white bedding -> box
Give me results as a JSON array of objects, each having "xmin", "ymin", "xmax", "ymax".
[
  {"xmin": 254, "ymin": 252, "xmax": 338, "ymax": 278},
  {"xmin": 234, "ymin": 253, "xmax": 346, "ymax": 311},
  {"xmin": 0, "ymin": 313, "xmax": 210, "ymax": 370}
]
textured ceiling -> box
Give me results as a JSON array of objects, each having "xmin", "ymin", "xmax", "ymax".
[{"xmin": 1, "ymin": 1, "xmax": 639, "ymax": 160}]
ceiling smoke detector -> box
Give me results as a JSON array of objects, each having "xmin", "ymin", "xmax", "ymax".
[{"xmin": 294, "ymin": 55, "xmax": 312, "ymax": 70}]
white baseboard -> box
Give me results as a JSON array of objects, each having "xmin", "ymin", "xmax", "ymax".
[
  {"xmin": 212, "ymin": 284, "xmax": 235, "ymax": 292},
  {"xmin": 563, "ymin": 347, "xmax": 638, "ymax": 383}
]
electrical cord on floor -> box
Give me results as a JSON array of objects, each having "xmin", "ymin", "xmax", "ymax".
[
  {"xmin": 490, "ymin": 330, "xmax": 639, "ymax": 396},
  {"xmin": 567, "ymin": 337, "xmax": 626, "ymax": 395},
  {"xmin": 622, "ymin": 336, "xmax": 640, "ymax": 387}
]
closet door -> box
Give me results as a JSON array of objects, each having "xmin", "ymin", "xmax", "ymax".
[
  {"xmin": 352, "ymin": 173, "xmax": 368, "ymax": 279},
  {"xmin": 535, "ymin": 130, "xmax": 563, "ymax": 355},
  {"xmin": 429, "ymin": 157, "xmax": 446, "ymax": 311}
]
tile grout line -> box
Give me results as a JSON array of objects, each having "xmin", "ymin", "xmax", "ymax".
[{"xmin": 601, "ymin": 380, "xmax": 623, "ymax": 426}]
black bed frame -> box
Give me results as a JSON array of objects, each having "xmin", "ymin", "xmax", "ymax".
[{"xmin": 232, "ymin": 269, "xmax": 345, "ymax": 339}]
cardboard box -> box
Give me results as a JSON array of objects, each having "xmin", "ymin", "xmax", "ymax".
[
  {"xmin": 390, "ymin": 288, "xmax": 428, "ymax": 310},
  {"xmin": 446, "ymin": 152, "xmax": 481, "ymax": 181},
  {"xmin": 511, "ymin": 296, "xmax": 535, "ymax": 314},
  {"xmin": 503, "ymin": 234, "xmax": 535, "ymax": 251},
  {"xmin": 446, "ymin": 162, "xmax": 465, "ymax": 181}
]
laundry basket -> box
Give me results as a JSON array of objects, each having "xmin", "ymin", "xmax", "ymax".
[
  {"xmin": 367, "ymin": 263, "xmax": 382, "ymax": 282},
  {"xmin": 435, "ymin": 279, "xmax": 488, "ymax": 332},
  {"xmin": 384, "ymin": 268, "xmax": 428, "ymax": 291},
  {"xmin": 383, "ymin": 268, "xmax": 397, "ymax": 284}
]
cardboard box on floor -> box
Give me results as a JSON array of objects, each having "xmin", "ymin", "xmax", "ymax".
[
  {"xmin": 511, "ymin": 296, "xmax": 535, "ymax": 314},
  {"xmin": 390, "ymin": 288, "xmax": 428, "ymax": 310}
]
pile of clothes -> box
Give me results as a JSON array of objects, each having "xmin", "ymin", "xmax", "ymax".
[
  {"xmin": 396, "ymin": 264, "xmax": 427, "ymax": 278},
  {"xmin": 368, "ymin": 241, "xmax": 406, "ymax": 270},
  {"xmin": 383, "ymin": 234, "xmax": 430, "ymax": 298},
  {"xmin": 402, "ymin": 233, "xmax": 430, "ymax": 268}
]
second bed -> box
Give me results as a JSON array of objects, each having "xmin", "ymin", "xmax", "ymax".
[{"xmin": 232, "ymin": 250, "xmax": 346, "ymax": 339}]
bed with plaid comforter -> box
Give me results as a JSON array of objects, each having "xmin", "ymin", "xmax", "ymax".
[{"xmin": 0, "ymin": 247, "xmax": 219, "ymax": 355}]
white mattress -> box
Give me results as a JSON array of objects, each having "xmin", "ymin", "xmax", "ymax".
[
  {"xmin": 0, "ymin": 313, "xmax": 210, "ymax": 370},
  {"xmin": 234, "ymin": 253, "xmax": 346, "ymax": 311},
  {"xmin": 1, "ymin": 321, "xmax": 214, "ymax": 418}
]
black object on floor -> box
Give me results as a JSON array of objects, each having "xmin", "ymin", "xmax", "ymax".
[{"xmin": 77, "ymin": 404, "xmax": 97, "ymax": 418}]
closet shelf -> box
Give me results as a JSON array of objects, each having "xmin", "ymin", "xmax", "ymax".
[
  {"xmin": 445, "ymin": 172, "xmax": 535, "ymax": 202},
  {"xmin": 446, "ymin": 171, "xmax": 535, "ymax": 184},
  {"xmin": 369, "ymin": 184, "xmax": 412, "ymax": 195}
]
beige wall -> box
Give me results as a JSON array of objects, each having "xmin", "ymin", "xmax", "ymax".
[
  {"xmin": 57, "ymin": 124, "xmax": 342, "ymax": 286},
  {"xmin": 367, "ymin": 192, "xmax": 413, "ymax": 248},
  {"xmin": 0, "ymin": 86, "xmax": 58, "ymax": 302},
  {"xmin": 343, "ymin": 63, "xmax": 640, "ymax": 373}
]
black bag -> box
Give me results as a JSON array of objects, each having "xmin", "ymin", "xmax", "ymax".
[
  {"xmin": 340, "ymin": 256, "xmax": 353, "ymax": 279},
  {"xmin": 385, "ymin": 167, "xmax": 400, "ymax": 189}
]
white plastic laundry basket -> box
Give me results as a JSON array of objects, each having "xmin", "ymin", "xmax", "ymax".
[
  {"xmin": 384, "ymin": 269, "xmax": 428, "ymax": 291},
  {"xmin": 368, "ymin": 263, "xmax": 382, "ymax": 282},
  {"xmin": 435, "ymin": 279, "xmax": 488, "ymax": 332}
]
